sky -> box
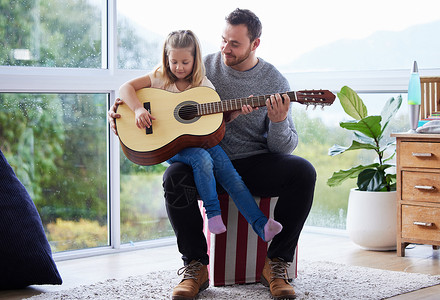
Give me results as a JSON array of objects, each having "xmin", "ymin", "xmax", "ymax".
[{"xmin": 116, "ymin": 0, "xmax": 440, "ymax": 66}]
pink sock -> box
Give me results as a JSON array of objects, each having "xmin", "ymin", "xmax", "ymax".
[
  {"xmin": 264, "ymin": 218, "xmax": 283, "ymax": 242},
  {"xmin": 208, "ymin": 215, "xmax": 226, "ymax": 234}
]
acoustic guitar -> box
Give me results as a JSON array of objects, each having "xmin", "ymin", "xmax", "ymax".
[{"xmin": 115, "ymin": 87, "xmax": 335, "ymax": 166}]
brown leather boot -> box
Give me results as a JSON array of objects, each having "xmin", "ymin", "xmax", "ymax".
[
  {"xmin": 172, "ymin": 260, "xmax": 209, "ymax": 300},
  {"xmin": 261, "ymin": 257, "xmax": 296, "ymax": 299}
]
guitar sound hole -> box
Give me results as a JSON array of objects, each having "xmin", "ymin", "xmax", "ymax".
[
  {"xmin": 174, "ymin": 101, "xmax": 200, "ymax": 124},
  {"xmin": 179, "ymin": 105, "xmax": 197, "ymax": 120}
]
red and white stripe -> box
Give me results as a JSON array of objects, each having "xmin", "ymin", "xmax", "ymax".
[{"xmin": 200, "ymin": 195, "xmax": 297, "ymax": 287}]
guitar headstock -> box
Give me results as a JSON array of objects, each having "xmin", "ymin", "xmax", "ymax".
[{"xmin": 295, "ymin": 90, "xmax": 336, "ymax": 108}]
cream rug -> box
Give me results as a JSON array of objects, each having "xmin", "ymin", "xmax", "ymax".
[{"xmin": 27, "ymin": 260, "xmax": 440, "ymax": 300}]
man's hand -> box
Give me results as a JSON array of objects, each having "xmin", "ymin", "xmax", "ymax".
[
  {"xmin": 224, "ymin": 104, "xmax": 255, "ymax": 123},
  {"xmin": 266, "ymin": 93, "xmax": 290, "ymax": 123},
  {"xmin": 108, "ymin": 98, "xmax": 124, "ymax": 136},
  {"xmin": 224, "ymin": 95, "xmax": 258, "ymax": 123}
]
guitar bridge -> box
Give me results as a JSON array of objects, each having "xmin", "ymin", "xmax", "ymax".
[{"xmin": 144, "ymin": 102, "xmax": 153, "ymax": 134}]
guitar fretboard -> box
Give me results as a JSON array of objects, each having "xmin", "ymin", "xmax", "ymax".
[{"xmin": 196, "ymin": 92, "xmax": 297, "ymax": 116}]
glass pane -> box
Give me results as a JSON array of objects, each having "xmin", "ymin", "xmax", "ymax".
[
  {"xmin": 120, "ymin": 157, "xmax": 174, "ymax": 244},
  {"xmin": 0, "ymin": 93, "xmax": 108, "ymax": 252},
  {"xmin": 290, "ymin": 90, "xmax": 409, "ymax": 229},
  {"xmin": 0, "ymin": 0, "xmax": 103, "ymax": 68},
  {"xmin": 116, "ymin": 0, "xmax": 180, "ymax": 243},
  {"xmin": 116, "ymin": 0, "xmax": 440, "ymax": 71},
  {"xmin": 117, "ymin": 4, "xmax": 162, "ymax": 70}
]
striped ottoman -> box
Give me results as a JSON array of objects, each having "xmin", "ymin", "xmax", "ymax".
[{"xmin": 199, "ymin": 194, "xmax": 297, "ymax": 286}]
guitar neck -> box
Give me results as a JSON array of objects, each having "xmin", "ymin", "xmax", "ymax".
[{"xmin": 196, "ymin": 92, "xmax": 297, "ymax": 116}]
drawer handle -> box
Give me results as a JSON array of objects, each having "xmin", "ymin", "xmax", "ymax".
[
  {"xmin": 412, "ymin": 152, "xmax": 433, "ymax": 157},
  {"xmin": 413, "ymin": 221, "xmax": 433, "ymax": 227},
  {"xmin": 414, "ymin": 185, "xmax": 435, "ymax": 190}
]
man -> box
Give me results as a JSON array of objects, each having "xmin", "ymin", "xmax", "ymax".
[{"xmin": 109, "ymin": 8, "xmax": 315, "ymax": 300}]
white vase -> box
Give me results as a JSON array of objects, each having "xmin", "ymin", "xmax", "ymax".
[{"xmin": 346, "ymin": 188, "xmax": 397, "ymax": 251}]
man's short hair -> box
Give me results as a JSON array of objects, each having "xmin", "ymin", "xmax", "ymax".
[{"xmin": 225, "ymin": 8, "xmax": 262, "ymax": 42}]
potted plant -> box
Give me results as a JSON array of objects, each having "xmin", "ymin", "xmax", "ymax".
[{"xmin": 327, "ymin": 86, "xmax": 402, "ymax": 250}]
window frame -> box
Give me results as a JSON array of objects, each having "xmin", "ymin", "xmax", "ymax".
[{"xmin": 1, "ymin": 0, "xmax": 439, "ymax": 260}]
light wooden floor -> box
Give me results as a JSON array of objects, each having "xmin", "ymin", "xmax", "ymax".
[{"xmin": 1, "ymin": 229, "xmax": 439, "ymax": 300}]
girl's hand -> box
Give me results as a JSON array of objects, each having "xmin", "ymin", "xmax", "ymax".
[{"xmin": 134, "ymin": 107, "xmax": 156, "ymax": 129}]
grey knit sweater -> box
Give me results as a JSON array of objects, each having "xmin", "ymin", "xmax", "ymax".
[{"xmin": 204, "ymin": 52, "xmax": 298, "ymax": 160}]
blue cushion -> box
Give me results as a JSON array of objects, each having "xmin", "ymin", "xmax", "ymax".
[{"xmin": 0, "ymin": 149, "xmax": 62, "ymax": 289}]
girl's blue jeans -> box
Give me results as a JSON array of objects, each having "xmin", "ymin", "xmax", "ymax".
[{"xmin": 167, "ymin": 145, "xmax": 268, "ymax": 239}]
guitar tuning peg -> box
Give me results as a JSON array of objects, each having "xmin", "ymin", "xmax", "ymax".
[
  {"xmin": 321, "ymin": 105, "xmax": 324, "ymax": 110},
  {"xmin": 313, "ymin": 105, "xmax": 317, "ymax": 110},
  {"xmin": 305, "ymin": 104, "xmax": 309, "ymax": 110}
]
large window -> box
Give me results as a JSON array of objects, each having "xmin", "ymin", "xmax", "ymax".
[
  {"xmin": 116, "ymin": 0, "xmax": 440, "ymax": 72},
  {"xmin": 1, "ymin": 0, "xmax": 439, "ymax": 257},
  {"xmin": 1, "ymin": 93, "xmax": 108, "ymax": 251},
  {"xmin": 119, "ymin": 156, "xmax": 173, "ymax": 244},
  {"xmin": 291, "ymin": 92, "xmax": 410, "ymax": 228},
  {"xmin": 1, "ymin": 0, "xmax": 104, "ymax": 68}
]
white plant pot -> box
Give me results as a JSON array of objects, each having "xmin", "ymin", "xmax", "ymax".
[{"xmin": 346, "ymin": 188, "xmax": 397, "ymax": 251}]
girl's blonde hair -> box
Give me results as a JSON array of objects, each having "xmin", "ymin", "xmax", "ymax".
[{"xmin": 155, "ymin": 30, "xmax": 205, "ymax": 89}]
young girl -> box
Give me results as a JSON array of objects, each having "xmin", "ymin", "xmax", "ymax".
[{"xmin": 119, "ymin": 30, "xmax": 282, "ymax": 242}]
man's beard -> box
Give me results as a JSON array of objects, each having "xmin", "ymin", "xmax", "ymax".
[{"xmin": 222, "ymin": 46, "xmax": 252, "ymax": 67}]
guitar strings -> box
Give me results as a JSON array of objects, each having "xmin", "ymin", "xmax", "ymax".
[{"xmin": 177, "ymin": 91, "xmax": 329, "ymax": 119}]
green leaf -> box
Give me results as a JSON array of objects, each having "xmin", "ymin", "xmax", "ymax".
[
  {"xmin": 328, "ymin": 140, "xmax": 377, "ymax": 156},
  {"xmin": 340, "ymin": 115, "xmax": 382, "ymax": 139},
  {"xmin": 328, "ymin": 144, "xmax": 349, "ymax": 156},
  {"xmin": 337, "ymin": 86, "xmax": 368, "ymax": 120},
  {"xmin": 377, "ymin": 164, "xmax": 394, "ymax": 174},
  {"xmin": 357, "ymin": 168, "xmax": 386, "ymax": 191},
  {"xmin": 353, "ymin": 131, "xmax": 375, "ymax": 144},
  {"xmin": 327, "ymin": 163, "xmax": 380, "ymax": 187},
  {"xmin": 379, "ymin": 140, "xmax": 396, "ymax": 153},
  {"xmin": 349, "ymin": 140, "xmax": 377, "ymax": 151},
  {"xmin": 380, "ymin": 95, "xmax": 402, "ymax": 133},
  {"xmin": 383, "ymin": 152, "xmax": 396, "ymax": 163},
  {"xmin": 385, "ymin": 174, "xmax": 397, "ymax": 191},
  {"xmin": 327, "ymin": 86, "xmax": 401, "ymax": 192}
]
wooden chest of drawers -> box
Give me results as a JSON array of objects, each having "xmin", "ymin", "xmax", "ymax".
[{"xmin": 392, "ymin": 133, "xmax": 440, "ymax": 256}]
